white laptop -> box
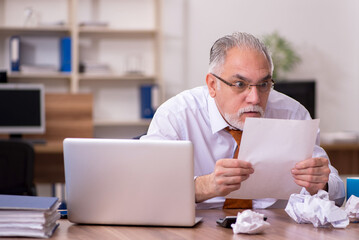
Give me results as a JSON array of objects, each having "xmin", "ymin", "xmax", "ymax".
[{"xmin": 63, "ymin": 138, "xmax": 201, "ymax": 227}]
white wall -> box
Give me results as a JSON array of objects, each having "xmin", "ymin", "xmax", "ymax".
[
  {"xmin": 162, "ymin": 0, "xmax": 359, "ymax": 133},
  {"xmin": 3, "ymin": 0, "xmax": 358, "ymax": 135}
]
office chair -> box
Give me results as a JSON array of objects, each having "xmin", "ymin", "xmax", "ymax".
[{"xmin": 0, "ymin": 139, "xmax": 37, "ymax": 196}]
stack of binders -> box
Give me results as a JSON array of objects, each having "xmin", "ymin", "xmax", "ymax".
[{"xmin": 0, "ymin": 195, "xmax": 61, "ymax": 238}]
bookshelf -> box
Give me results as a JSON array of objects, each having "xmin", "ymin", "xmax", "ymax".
[
  {"xmin": 0, "ymin": 0, "xmax": 162, "ymax": 132},
  {"xmin": 0, "ymin": 26, "xmax": 70, "ymax": 35},
  {"xmin": 7, "ymin": 72, "xmax": 71, "ymax": 80}
]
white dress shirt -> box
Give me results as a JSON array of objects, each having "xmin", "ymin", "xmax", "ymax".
[{"xmin": 141, "ymin": 86, "xmax": 345, "ymax": 209}]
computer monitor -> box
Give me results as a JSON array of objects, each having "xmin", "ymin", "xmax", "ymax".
[
  {"xmin": 274, "ymin": 81, "xmax": 316, "ymax": 119},
  {"xmin": 0, "ymin": 84, "xmax": 45, "ymax": 138}
]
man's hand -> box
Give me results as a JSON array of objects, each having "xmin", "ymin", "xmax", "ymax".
[
  {"xmin": 291, "ymin": 157, "xmax": 330, "ymax": 195},
  {"xmin": 195, "ymin": 159, "xmax": 254, "ymax": 203}
]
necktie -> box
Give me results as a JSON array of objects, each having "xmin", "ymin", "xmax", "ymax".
[{"xmin": 222, "ymin": 128, "xmax": 253, "ymax": 209}]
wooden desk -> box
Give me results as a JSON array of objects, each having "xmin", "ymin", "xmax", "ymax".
[{"xmin": 3, "ymin": 209, "xmax": 359, "ymax": 240}]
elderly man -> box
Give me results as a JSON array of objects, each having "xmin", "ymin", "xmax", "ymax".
[{"xmin": 141, "ymin": 32, "xmax": 345, "ymax": 209}]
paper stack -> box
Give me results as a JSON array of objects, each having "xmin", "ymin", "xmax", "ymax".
[{"xmin": 0, "ymin": 194, "xmax": 61, "ymax": 238}]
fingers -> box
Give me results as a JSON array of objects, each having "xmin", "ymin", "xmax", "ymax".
[
  {"xmin": 217, "ymin": 182, "xmax": 242, "ymax": 195},
  {"xmin": 215, "ymin": 164, "xmax": 254, "ymax": 178},
  {"xmin": 294, "ymin": 157, "xmax": 328, "ymax": 169},
  {"xmin": 215, "ymin": 173, "xmax": 251, "ymax": 185},
  {"xmin": 292, "ymin": 157, "xmax": 330, "ymax": 179},
  {"xmin": 216, "ymin": 158, "xmax": 253, "ymax": 169},
  {"xmin": 291, "ymin": 165, "xmax": 330, "ymax": 176},
  {"xmin": 212, "ymin": 175, "xmax": 248, "ymax": 197},
  {"xmin": 293, "ymin": 178, "xmax": 327, "ymax": 196},
  {"xmin": 212, "ymin": 158, "xmax": 254, "ymax": 196},
  {"xmin": 292, "ymin": 172, "xmax": 329, "ymax": 183},
  {"xmin": 215, "ymin": 159, "xmax": 253, "ymax": 179},
  {"xmin": 292, "ymin": 157, "xmax": 330, "ymax": 195},
  {"xmin": 293, "ymin": 179, "xmax": 327, "ymax": 195}
]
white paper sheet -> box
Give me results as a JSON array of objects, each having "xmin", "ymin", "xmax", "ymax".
[{"xmin": 226, "ymin": 118, "xmax": 320, "ymax": 200}]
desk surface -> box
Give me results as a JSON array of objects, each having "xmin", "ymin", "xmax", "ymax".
[
  {"xmin": 33, "ymin": 141, "xmax": 63, "ymax": 154},
  {"xmin": 3, "ymin": 209, "xmax": 359, "ymax": 240}
]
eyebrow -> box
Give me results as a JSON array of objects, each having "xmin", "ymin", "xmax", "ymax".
[{"xmin": 233, "ymin": 74, "xmax": 272, "ymax": 83}]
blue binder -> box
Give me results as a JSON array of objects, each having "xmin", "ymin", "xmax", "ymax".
[
  {"xmin": 60, "ymin": 37, "xmax": 71, "ymax": 72},
  {"xmin": 0, "ymin": 194, "xmax": 59, "ymax": 211},
  {"xmin": 140, "ymin": 85, "xmax": 155, "ymax": 119},
  {"xmin": 9, "ymin": 36, "xmax": 20, "ymax": 72}
]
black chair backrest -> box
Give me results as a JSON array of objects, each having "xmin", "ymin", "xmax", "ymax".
[{"xmin": 0, "ymin": 140, "xmax": 37, "ymax": 196}]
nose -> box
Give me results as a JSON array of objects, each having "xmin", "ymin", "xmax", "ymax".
[{"xmin": 245, "ymin": 86, "xmax": 260, "ymax": 105}]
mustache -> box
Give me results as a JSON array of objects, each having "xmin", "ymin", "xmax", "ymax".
[{"xmin": 238, "ymin": 105, "xmax": 264, "ymax": 117}]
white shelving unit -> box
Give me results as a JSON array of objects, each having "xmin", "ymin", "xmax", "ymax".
[{"xmin": 0, "ymin": 0, "xmax": 162, "ymax": 135}]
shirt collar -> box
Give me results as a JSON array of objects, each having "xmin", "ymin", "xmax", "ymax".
[{"xmin": 208, "ymin": 95, "xmax": 229, "ymax": 134}]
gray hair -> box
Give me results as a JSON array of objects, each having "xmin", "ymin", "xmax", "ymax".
[{"xmin": 208, "ymin": 32, "xmax": 274, "ymax": 75}]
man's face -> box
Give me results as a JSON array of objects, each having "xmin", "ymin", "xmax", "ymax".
[{"xmin": 206, "ymin": 47, "xmax": 272, "ymax": 130}]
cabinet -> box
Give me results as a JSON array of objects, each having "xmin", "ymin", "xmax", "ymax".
[
  {"xmin": 0, "ymin": 0, "xmax": 162, "ymax": 137},
  {"xmin": 321, "ymin": 143, "xmax": 359, "ymax": 175}
]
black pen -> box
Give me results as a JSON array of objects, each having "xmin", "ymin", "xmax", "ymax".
[{"xmin": 216, "ymin": 216, "xmax": 267, "ymax": 228}]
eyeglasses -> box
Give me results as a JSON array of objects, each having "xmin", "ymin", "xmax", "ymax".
[{"xmin": 210, "ymin": 73, "xmax": 274, "ymax": 93}]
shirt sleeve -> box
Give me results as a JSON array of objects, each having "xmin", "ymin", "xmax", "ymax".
[{"xmin": 140, "ymin": 102, "xmax": 182, "ymax": 141}]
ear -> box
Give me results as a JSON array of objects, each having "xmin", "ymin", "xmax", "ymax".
[{"xmin": 206, "ymin": 73, "xmax": 217, "ymax": 98}]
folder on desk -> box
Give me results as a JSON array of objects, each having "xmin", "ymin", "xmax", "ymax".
[
  {"xmin": 0, "ymin": 194, "xmax": 61, "ymax": 238},
  {"xmin": 9, "ymin": 36, "xmax": 20, "ymax": 72}
]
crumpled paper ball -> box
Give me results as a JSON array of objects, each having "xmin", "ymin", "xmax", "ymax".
[
  {"xmin": 345, "ymin": 195, "xmax": 359, "ymax": 222},
  {"xmin": 231, "ymin": 209, "xmax": 270, "ymax": 234},
  {"xmin": 285, "ymin": 190, "xmax": 349, "ymax": 228}
]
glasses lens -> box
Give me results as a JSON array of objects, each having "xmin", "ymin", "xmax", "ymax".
[
  {"xmin": 258, "ymin": 82, "xmax": 269, "ymax": 92},
  {"xmin": 234, "ymin": 81, "xmax": 248, "ymax": 92}
]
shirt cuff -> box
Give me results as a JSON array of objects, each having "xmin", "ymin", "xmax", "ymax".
[{"xmin": 327, "ymin": 176, "xmax": 345, "ymax": 206}]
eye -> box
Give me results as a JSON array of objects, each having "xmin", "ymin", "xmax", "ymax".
[
  {"xmin": 259, "ymin": 81, "xmax": 269, "ymax": 89},
  {"xmin": 234, "ymin": 81, "xmax": 247, "ymax": 89}
]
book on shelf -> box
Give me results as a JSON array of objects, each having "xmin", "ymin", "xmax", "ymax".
[
  {"xmin": 9, "ymin": 36, "xmax": 20, "ymax": 72},
  {"xmin": 0, "ymin": 194, "xmax": 61, "ymax": 238},
  {"xmin": 60, "ymin": 37, "xmax": 71, "ymax": 72},
  {"xmin": 140, "ymin": 84, "xmax": 159, "ymax": 119}
]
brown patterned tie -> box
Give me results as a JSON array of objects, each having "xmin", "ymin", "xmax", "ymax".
[{"xmin": 223, "ymin": 128, "xmax": 253, "ymax": 209}]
